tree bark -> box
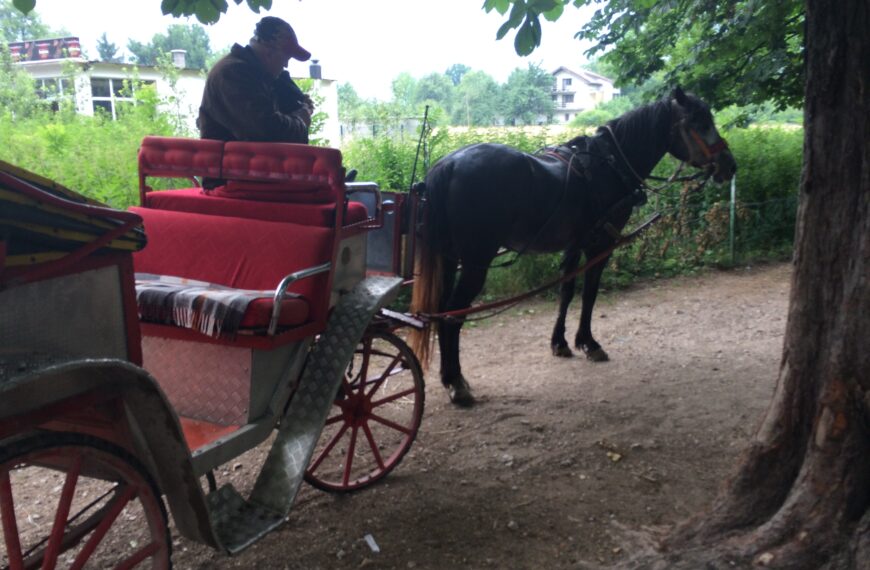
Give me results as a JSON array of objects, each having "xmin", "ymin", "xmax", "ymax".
[{"xmin": 640, "ymin": 1, "xmax": 870, "ymax": 568}]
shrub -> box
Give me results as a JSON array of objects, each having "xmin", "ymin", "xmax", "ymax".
[{"xmin": 343, "ymin": 122, "xmax": 802, "ymax": 298}]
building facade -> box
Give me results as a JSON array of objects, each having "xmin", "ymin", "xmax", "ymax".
[
  {"xmin": 8, "ymin": 37, "xmax": 341, "ymax": 146},
  {"xmin": 550, "ymin": 66, "xmax": 620, "ymax": 124}
]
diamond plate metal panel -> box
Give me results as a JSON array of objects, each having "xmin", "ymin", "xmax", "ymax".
[
  {"xmin": 141, "ymin": 336, "xmax": 251, "ymax": 426},
  {"xmin": 0, "ymin": 266, "xmax": 127, "ymax": 364},
  {"xmin": 206, "ymin": 275, "xmax": 401, "ymax": 554}
]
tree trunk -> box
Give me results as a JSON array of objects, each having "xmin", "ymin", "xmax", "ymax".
[{"xmin": 636, "ymin": 1, "xmax": 870, "ymax": 568}]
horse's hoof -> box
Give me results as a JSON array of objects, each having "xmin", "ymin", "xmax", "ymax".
[
  {"xmin": 584, "ymin": 348, "xmax": 609, "ymax": 362},
  {"xmin": 552, "ymin": 345, "xmax": 574, "ymax": 358},
  {"xmin": 448, "ymin": 384, "xmax": 475, "ymax": 408}
]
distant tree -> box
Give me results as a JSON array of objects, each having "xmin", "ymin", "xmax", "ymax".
[
  {"xmin": 337, "ymin": 82, "xmax": 362, "ymax": 122},
  {"xmin": 415, "ymin": 72, "xmax": 453, "ymax": 112},
  {"xmin": 1, "ymin": 0, "xmax": 50, "ymax": 42},
  {"xmin": 96, "ymin": 32, "xmax": 122, "ymax": 63},
  {"xmin": 452, "ymin": 70, "xmax": 500, "ymax": 126},
  {"xmin": 501, "ymin": 63, "xmax": 554, "ymax": 125},
  {"xmin": 487, "ymin": 0, "xmax": 804, "ymax": 110},
  {"xmin": 0, "ymin": 43, "xmax": 38, "ymax": 117},
  {"xmin": 390, "ymin": 72, "xmax": 417, "ymax": 117},
  {"xmin": 568, "ymin": 95, "xmax": 634, "ymax": 128},
  {"xmin": 444, "ymin": 63, "xmax": 470, "ymax": 86},
  {"xmin": 127, "ymin": 23, "xmax": 212, "ymax": 70}
]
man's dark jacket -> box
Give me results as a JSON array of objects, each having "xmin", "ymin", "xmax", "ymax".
[{"xmin": 198, "ymin": 44, "xmax": 309, "ymax": 143}]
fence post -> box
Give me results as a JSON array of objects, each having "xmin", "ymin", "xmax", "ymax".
[{"xmin": 730, "ymin": 174, "xmax": 737, "ymax": 265}]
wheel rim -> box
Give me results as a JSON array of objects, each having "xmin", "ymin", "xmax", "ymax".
[
  {"xmin": 305, "ymin": 331, "xmax": 425, "ymax": 492},
  {"xmin": 0, "ymin": 434, "xmax": 170, "ymax": 570}
]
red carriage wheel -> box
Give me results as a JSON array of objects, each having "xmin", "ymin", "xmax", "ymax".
[
  {"xmin": 0, "ymin": 432, "xmax": 171, "ymax": 570},
  {"xmin": 305, "ymin": 330, "xmax": 425, "ymax": 493}
]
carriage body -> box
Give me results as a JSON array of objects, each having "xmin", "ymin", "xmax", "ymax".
[{"xmin": 0, "ymin": 139, "xmax": 424, "ymax": 566}]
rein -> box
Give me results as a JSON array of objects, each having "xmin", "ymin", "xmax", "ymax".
[
  {"xmin": 601, "ymin": 125, "xmax": 712, "ymax": 194},
  {"xmin": 418, "ymin": 212, "xmax": 662, "ymax": 323}
]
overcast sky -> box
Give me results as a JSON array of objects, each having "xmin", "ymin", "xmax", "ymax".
[{"xmin": 32, "ymin": 0, "xmax": 597, "ymax": 100}]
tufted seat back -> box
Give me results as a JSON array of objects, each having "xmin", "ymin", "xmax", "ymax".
[
  {"xmin": 138, "ymin": 136, "xmax": 224, "ymax": 180},
  {"xmin": 138, "ymin": 136, "xmax": 345, "ymax": 205}
]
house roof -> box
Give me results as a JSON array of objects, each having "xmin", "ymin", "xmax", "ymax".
[{"xmin": 550, "ymin": 66, "xmax": 614, "ymax": 87}]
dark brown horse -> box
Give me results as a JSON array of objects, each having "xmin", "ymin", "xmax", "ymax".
[{"xmin": 409, "ymin": 87, "xmax": 736, "ymax": 406}]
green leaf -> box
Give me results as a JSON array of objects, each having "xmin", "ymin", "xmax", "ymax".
[
  {"xmin": 483, "ymin": 0, "xmax": 512, "ymax": 15},
  {"xmin": 529, "ymin": 0, "xmax": 559, "ymax": 11},
  {"xmin": 161, "ymin": 0, "xmax": 180, "ymax": 15},
  {"xmin": 543, "ymin": 3, "xmax": 564, "ymax": 22},
  {"xmin": 496, "ymin": 20, "xmax": 515, "ymax": 40},
  {"xmin": 496, "ymin": 2, "xmax": 527, "ymax": 39},
  {"xmin": 514, "ymin": 17, "xmax": 542, "ymax": 56},
  {"xmin": 12, "ymin": 0, "xmax": 36, "ymax": 14},
  {"xmin": 247, "ymin": 0, "xmax": 271, "ymax": 11},
  {"xmin": 195, "ymin": 0, "xmax": 221, "ymax": 23}
]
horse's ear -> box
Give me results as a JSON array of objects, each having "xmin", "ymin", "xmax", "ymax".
[{"xmin": 671, "ymin": 86, "xmax": 688, "ymax": 106}]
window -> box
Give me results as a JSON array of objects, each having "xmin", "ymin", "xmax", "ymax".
[
  {"xmin": 562, "ymin": 78, "xmax": 572, "ymax": 89},
  {"xmin": 91, "ymin": 78, "xmax": 111, "ymax": 97},
  {"xmin": 563, "ymin": 93, "xmax": 574, "ymax": 105},
  {"xmin": 93, "ymin": 100, "xmax": 113, "ymax": 115},
  {"xmin": 35, "ymin": 77, "xmax": 74, "ymax": 111},
  {"xmin": 565, "ymin": 113, "xmax": 570, "ymax": 122},
  {"xmin": 90, "ymin": 77, "xmax": 154, "ymax": 120}
]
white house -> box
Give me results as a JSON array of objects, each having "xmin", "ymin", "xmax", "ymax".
[
  {"xmin": 9, "ymin": 37, "xmax": 341, "ymax": 146},
  {"xmin": 549, "ymin": 66, "xmax": 620, "ymax": 124}
]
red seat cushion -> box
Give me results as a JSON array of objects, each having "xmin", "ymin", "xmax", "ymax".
[
  {"xmin": 221, "ymin": 141, "xmax": 344, "ymax": 203},
  {"xmin": 144, "ymin": 187, "xmax": 368, "ymax": 227},
  {"xmin": 139, "ymin": 136, "xmax": 224, "ymax": 179},
  {"xmin": 130, "ymin": 207, "xmax": 334, "ymax": 329}
]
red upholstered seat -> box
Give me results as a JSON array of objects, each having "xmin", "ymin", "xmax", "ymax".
[
  {"xmin": 218, "ymin": 141, "xmax": 343, "ymax": 203},
  {"xmin": 145, "ymin": 187, "xmax": 369, "ymax": 227},
  {"xmin": 138, "ymin": 137, "xmax": 224, "ymax": 179},
  {"xmin": 130, "ymin": 207, "xmax": 334, "ymax": 329}
]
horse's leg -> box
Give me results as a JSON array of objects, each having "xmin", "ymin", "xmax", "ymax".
[
  {"xmin": 438, "ymin": 263, "xmax": 489, "ymax": 407},
  {"xmin": 436, "ymin": 257, "xmax": 458, "ymax": 375},
  {"xmin": 574, "ymin": 253, "xmax": 611, "ymax": 362},
  {"xmin": 551, "ymin": 249, "xmax": 582, "ymax": 357}
]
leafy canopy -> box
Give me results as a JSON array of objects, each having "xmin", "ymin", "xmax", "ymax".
[
  {"xmin": 2, "ymin": 0, "xmax": 51, "ymax": 42},
  {"xmin": 127, "ymin": 23, "xmax": 213, "ymax": 70},
  {"xmin": 12, "ymin": 0, "xmax": 272, "ymax": 25},
  {"xmin": 486, "ymin": 0, "xmax": 805, "ymax": 110},
  {"xmin": 96, "ymin": 32, "xmax": 122, "ymax": 63}
]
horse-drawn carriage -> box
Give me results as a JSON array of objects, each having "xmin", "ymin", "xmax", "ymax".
[
  {"xmin": 0, "ymin": 87, "xmax": 736, "ymax": 568},
  {"xmin": 0, "ymin": 138, "xmax": 426, "ymax": 567}
]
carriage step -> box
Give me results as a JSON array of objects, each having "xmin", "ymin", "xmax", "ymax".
[
  {"xmin": 207, "ymin": 485, "xmax": 285, "ymax": 553},
  {"xmin": 205, "ymin": 275, "xmax": 402, "ymax": 554}
]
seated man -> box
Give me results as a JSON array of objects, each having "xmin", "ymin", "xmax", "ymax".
[{"xmin": 198, "ymin": 16, "xmax": 314, "ymax": 147}]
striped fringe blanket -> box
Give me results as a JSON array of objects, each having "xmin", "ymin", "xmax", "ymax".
[{"xmin": 135, "ymin": 273, "xmax": 276, "ymax": 338}]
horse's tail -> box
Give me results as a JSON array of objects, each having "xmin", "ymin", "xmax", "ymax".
[{"xmin": 408, "ymin": 169, "xmax": 449, "ymax": 369}]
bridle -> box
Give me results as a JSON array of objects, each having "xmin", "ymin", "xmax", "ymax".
[
  {"xmin": 600, "ymin": 107, "xmax": 731, "ymax": 195},
  {"xmin": 686, "ymin": 127, "xmax": 730, "ymax": 161}
]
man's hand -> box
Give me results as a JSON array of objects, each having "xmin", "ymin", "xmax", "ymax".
[{"xmin": 301, "ymin": 94, "xmax": 315, "ymax": 114}]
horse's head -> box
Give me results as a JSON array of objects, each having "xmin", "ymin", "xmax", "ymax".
[{"xmin": 668, "ymin": 87, "xmax": 737, "ymax": 183}]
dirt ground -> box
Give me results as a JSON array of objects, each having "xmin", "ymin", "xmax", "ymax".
[
  {"xmin": 169, "ymin": 261, "xmax": 791, "ymax": 569},
  {"xmin": 3, "ymin": 261, "xmax": 792, "ymax": 569}
]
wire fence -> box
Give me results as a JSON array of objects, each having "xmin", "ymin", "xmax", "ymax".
[{"xmin": 482, "ymin": 179, "xmax": 799, "ymax": 298}]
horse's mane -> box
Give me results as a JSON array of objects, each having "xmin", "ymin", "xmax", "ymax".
[
  {"xmin": 560, "ymin": 97, "xmax": 675, "ymax": 180},
  {"xmin": 604, "ymin": 98, "xmax": 672, "ymax": 146},
  {"xmin": 562, "ymin": 98, "xmax": 672, "ymax": 151}
]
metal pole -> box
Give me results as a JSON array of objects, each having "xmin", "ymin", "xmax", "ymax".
[{"xmin": 729, "ymin": 174, "xmax": 736, "ymax": 265}]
